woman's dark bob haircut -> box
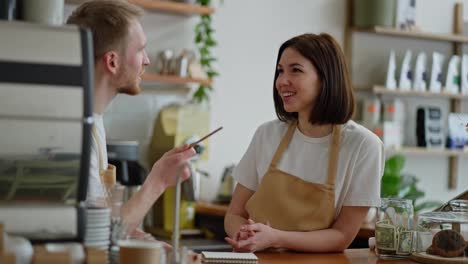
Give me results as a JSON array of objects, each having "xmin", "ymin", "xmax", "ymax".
[{"xmin": 273, "ymin": 33, "xmax": 354, "ymax": 125}]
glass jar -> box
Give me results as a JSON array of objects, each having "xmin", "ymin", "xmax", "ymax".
[
  {"xmin": 415, "ymin": 212, "xmax": 468, "ymax": 259},
  {"xmin": 375, "ymin": 198, "xmax": 414, "ymax": 258}
]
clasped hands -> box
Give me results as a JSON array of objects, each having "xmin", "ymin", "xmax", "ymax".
[{"xmin": 225, "ymin": 219, "xmax": 280, "ymax": 252}]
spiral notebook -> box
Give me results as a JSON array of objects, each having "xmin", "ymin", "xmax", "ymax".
[{"xmin": 201, "ymin": 251, "xmax": 258, "ymax": 264}]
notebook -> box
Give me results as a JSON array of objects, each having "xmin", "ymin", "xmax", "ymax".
[{"xmin": 201, "ymin": 251, "xmax": 258, "ymax": 264}]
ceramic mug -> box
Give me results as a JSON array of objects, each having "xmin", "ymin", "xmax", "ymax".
[{"xmin": 119, "ymin": 239, "xmax": 166, "ymax": 264}]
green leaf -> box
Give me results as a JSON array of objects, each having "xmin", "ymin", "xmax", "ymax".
[
  {"xmin": 198, "ymin": 0, "xmax": 210, "ymax": 6},
  {"xmin": 202, "ymin": 15, "xmax": 212, "ymax": 22},
  {"xmin": 193, "ymin": 86, "xmax": 210, "ymax": 103},
  {"xmin": 381, "ymin": 175, "xmax": 400, "ymax": 197},
  {"xmin": 207, "ymin": 71, "xmax": 219, "ymax": 78},
  {"xmin": 206, "ymin": 38, "xmax": 217, "ymax": 46},
  {"xmin": 195, "ymin": 33, "xmax": 203, "ymax": 43},
  {"xmin": 199, "ymin": 47, "xmax": 210, "ymax": 56},
  {"xmin": 201, "ymin": 57, "xmax": 217, "ymax": 64},
  {"xmin": 195, "ymin": 23, "xmax": 203, "ymax": 33},
  {"xmin": 384, "ymin": 155, "xmax": 405, "ymax": 176}
]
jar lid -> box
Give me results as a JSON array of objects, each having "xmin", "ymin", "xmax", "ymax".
[
  {"xmin": 449, "ymin": 199, "xmax": 468, "ymax": 212},
  {"xmin": 418, "ymin": 211, "xmax": 468, "ymax": 223}
]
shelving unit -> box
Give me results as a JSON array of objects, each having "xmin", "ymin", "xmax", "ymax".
[
  {"xmin": 352, "ymin": 26, "xmax": 468, "ymax": 43},
  {"xmin": 66, "ymin": 0, "xmax": 214, "ymax": 88},
  {"xmin": 386, "ymin": 147, "xmax": 468, "ymax": 157},
  {"xmin": 345, "ymin": 1, "xmax": 464, "ymax": 189},
  {"xmin": 372, "ymin": 85, "xmax": 468, "ymax": 100},
  {"xmin": 142, "ymin": 73, "xmax": 212, "ymax": 86},
  {"xmin": 129, "ymin": 0, "xmax": 214, "ymax": 16},
  {"xmin": 66, "ymin": 0, "xmax": 214, "ymax": 16}
]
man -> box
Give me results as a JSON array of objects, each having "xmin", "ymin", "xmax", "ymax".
[{"xmin": 67, "ymin": 0, "xmax": 196, "ymax": 243}]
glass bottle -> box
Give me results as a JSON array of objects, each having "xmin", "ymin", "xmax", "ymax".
[{"xmin": 375, "ymin": 198, "xmax": 414, "ymax": 258}]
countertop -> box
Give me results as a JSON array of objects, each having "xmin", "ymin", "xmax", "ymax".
[{"xmin": 254, "ymin": 248, "xmax": 416, "ymax": 264}]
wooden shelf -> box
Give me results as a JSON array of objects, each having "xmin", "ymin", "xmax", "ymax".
[
  {"xmin": 386, "ymin": 147, "xmax": 468, "ymax": 157},
  {"xmin": 142, "ymin": 73, "xmax": 212, "ymax": 86},
  {"xmin": 353, "ymin": 26, "xmax": 468, "ymax": 43},
  {"xmin": 66, "ymin": 0, "xmax": 214, "ymax": 16},
  {"xmin": 372, "ymin": 85, "xmax": 468, "ymax": 99}
]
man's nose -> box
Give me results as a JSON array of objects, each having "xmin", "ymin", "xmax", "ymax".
[{"xmin": 143, "ymin": 51, "xmax": 150, "ymax": 66}]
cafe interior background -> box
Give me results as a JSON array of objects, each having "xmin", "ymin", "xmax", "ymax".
[
  {"xmin": 85, "ymin": 0, "xmax": 468, "ymax": 203},
  {"xmin": 1, "ymin": 0, "xmax": 468, "ymax": 262}
]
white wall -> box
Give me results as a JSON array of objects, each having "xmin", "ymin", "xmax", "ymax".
[{"xmin": 66, "ymin": 0, "xmax": 467, "ymax": 204}]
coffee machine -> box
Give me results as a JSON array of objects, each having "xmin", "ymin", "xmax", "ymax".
[
  {"xmin": 107, "ymin": 140, "xmax": 147, "ymax": 202},
  {"xmin": 147, "ymin": 103, "xmax": 210, "ymax": 236}
]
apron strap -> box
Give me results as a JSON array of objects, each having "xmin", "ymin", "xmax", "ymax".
[
  {"xmin": 270, "ymin": 121, "xmax": 297, "ymax": 167},
  {"xmin": 326, "ymin": 125, "xmax": 342, "ymax": 186},
  {"xmin": 91, "ymin": 125, "xmax": 105, "ymax": 175}
]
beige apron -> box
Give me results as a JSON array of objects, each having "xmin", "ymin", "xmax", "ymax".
[
  {"xmin": 245, "ymin": 121, "xmax": 341, "ymax": 231},
  {"xmin": 91, "ymin": 125, "xmax": 116, "ymax": 196}
]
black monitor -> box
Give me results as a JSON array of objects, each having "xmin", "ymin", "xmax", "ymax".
[{"xmin": 0, "ymin": 21, "xmax": 93, "ymax": 241}]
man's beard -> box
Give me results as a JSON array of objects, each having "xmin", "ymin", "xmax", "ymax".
[
  {"xmin": 116, "ymin": 67, "xmax": 142, "ymax": 96},
  {"xmin": 117, "ymin": 80, "xmax": 141, "ymax": 96}
]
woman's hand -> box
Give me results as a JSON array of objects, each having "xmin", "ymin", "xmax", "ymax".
[
  {"xmin": 225, "ymin": 219, "xmax": 279, "ymax": 252},
  {"xmin": 145, "ymin": 145, "xmax": 196, "ymax": 190},
  {"xmin": 225, "ymin": 222, "xmax": 255, "ymax": 252}
]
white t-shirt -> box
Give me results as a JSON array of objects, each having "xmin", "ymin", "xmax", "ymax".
[
  {"xmin": 87, "ymin": 114, "xmax": 108, "ymax": 200},
  {"xmin": 233, "ymin": 120, "xmax": 385, "ymax": 218}
]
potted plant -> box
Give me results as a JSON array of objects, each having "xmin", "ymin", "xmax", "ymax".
[
  {"xmin": 381, "ymin": 154, "xmax": 441, "ymax": 212},
  {"xmin": 193, "ymin": 0, "xmax": 220, "ymax": 103}
]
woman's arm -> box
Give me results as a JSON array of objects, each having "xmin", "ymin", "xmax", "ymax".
[
  {"xmin": 237, "ymin": 206, "xmax": 370, "ymax": 252},
  {"xmin": 224, "ymin": 183, "xmax": 255, "ymax": 238}
]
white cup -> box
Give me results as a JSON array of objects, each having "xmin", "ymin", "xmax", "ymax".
[
  {"xmin": 5, "ymin": 235, "xmax": 33, "ymax": 264},
  {"xmin": 119, "ymin": 239, "xmax": 166, "ymax": 264}
]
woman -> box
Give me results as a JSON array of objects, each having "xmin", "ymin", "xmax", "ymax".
[{"xmin": 224, "ymin": 33, "xmax": 384, "ymax": 253}]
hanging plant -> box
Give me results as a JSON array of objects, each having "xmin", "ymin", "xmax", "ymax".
[{"xmin": 193, "ymin": 0, "xmax": 219, "ymax": 103}]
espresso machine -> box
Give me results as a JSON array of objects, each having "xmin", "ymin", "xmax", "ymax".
[
  {"xmin": 147, "ymin": 103, "xmax": 210, "ymax": 236},
  {"xmin": 107, "ymin": 140, "xmax": 147, "ymax": 201}
]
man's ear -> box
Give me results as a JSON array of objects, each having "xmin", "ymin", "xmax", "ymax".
[{"xmin": 102, "ymin": 51, "xmax": 120, "ymax": 75}]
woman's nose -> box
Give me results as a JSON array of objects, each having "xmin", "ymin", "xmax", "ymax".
[{"xmin": 276, "ymin": 73, "xmax": 290, "ymax": 87}]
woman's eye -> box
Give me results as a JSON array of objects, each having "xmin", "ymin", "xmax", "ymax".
[
  {"xmin": 277, "ymin": 69, "xmax": 283, "ymax": 74},
  {"xmin": 292, "ymin": 68, "xmax": 302, "ymax": 73}
]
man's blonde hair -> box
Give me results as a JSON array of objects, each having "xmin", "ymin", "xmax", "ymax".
[{"xmin": 67, "ymin": 0, "xmax": 143, "ymax": 60}]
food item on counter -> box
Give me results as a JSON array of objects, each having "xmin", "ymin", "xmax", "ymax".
[{"xmin": 426, "ymin": 230, "xmax": 466, "ymax": 258}]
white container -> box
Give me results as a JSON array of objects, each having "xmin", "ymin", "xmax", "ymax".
[
  {"xmin": 399, "ymin": 50, "xmax": 413, "ymax": 91},
  {"xmin": 22, "ymin": 0, "xmax": 64, "ymax": 26}
]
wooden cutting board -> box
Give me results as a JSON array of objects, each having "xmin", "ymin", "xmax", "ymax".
[{"xmin": 411, "ymin": 252, "xmax": 467, "ymax": 264}]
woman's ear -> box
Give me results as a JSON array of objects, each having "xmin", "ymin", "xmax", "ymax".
[{"xmin": 102, "ymin": 51, "xmax": 120, "ymax": 75}]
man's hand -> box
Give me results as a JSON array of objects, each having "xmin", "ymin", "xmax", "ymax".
[{"xmin": 146, "ymin": 144, "xmax": 196, "ymax": 190}]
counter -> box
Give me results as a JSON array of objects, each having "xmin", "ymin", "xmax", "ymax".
[{"xmin": 255, "ymin": 248, "xmax": 416, "ymax": 264}]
